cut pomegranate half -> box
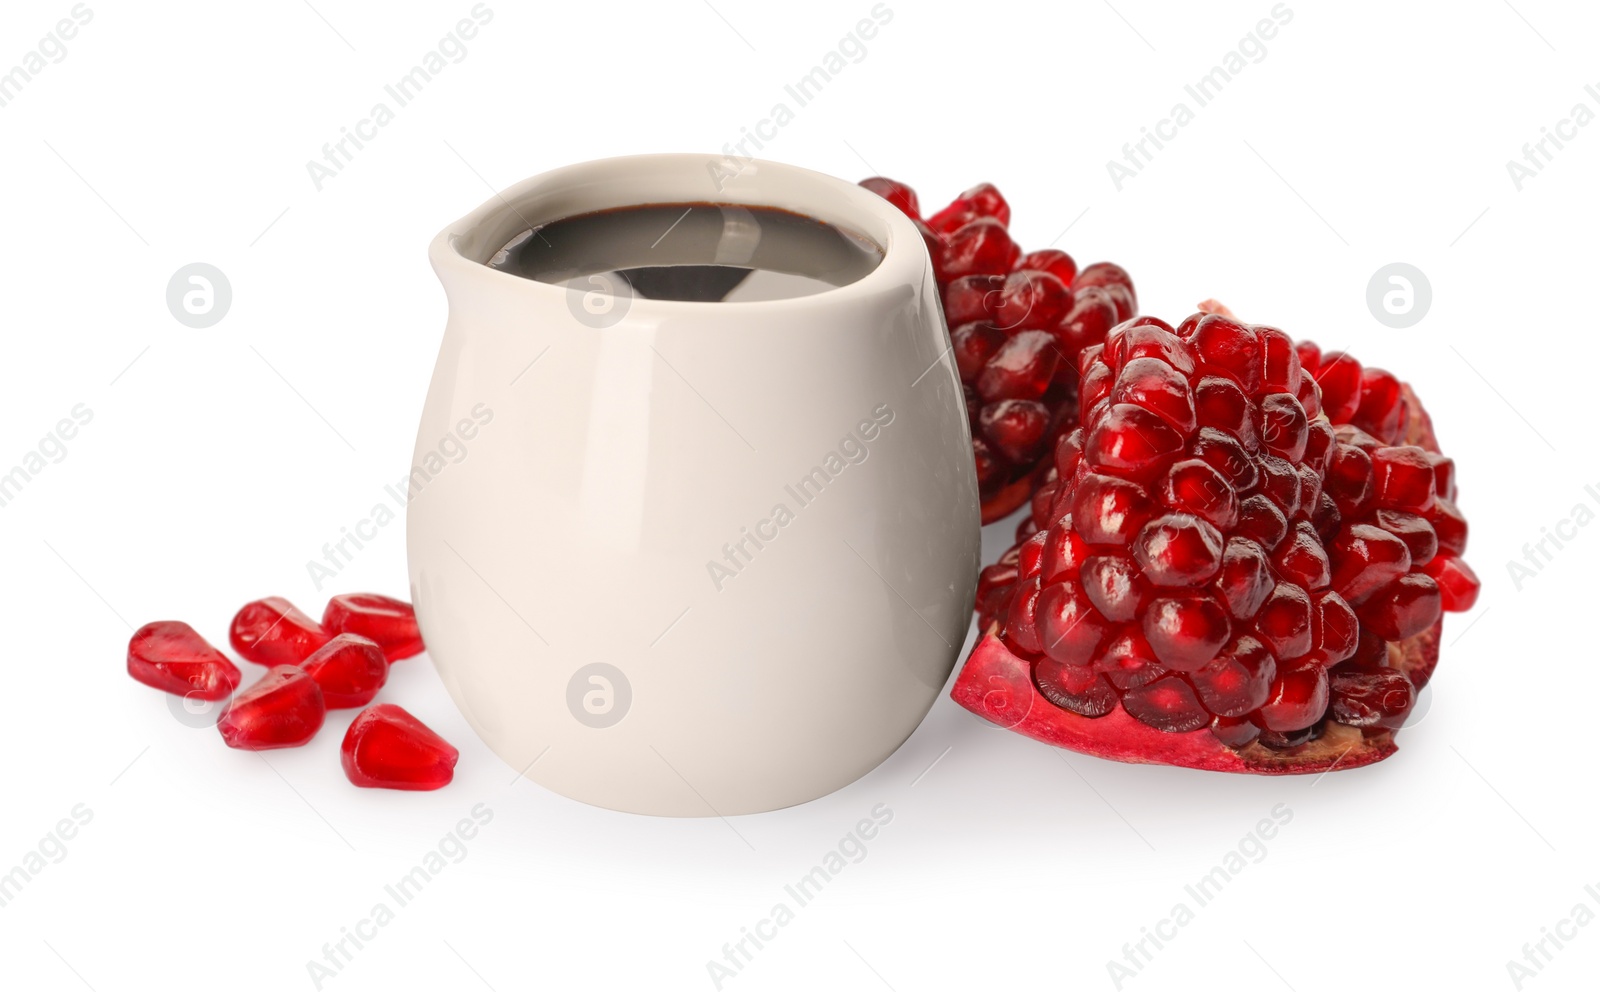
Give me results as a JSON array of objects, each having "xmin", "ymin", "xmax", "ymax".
[{"xmin": 861, "ymin": 177, "xmax": 1136, "ymax": 523}]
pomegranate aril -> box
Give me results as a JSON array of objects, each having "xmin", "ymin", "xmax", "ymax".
[
  {"xmin": 993, "ymin": 270, "xmax": 1073, "ymax": 332},
  {"xmin": 858, "ymin": 176, "xmax": 920, "ymax": 219},
  {"xmin": 230, "ymin": 597, "xmax": 331, "ymax": 667},
  {"xmin": 939, "ymin": 218, "xmax": 1020, "ymax": 279},
  {"xmin": 978, "ymin": 399, "xmax": 1051, "ymax": 463},
  {"xmin": 1253, "ymin": 583, "xmax": 1313, "ymax": 660},
  {"xmin": 1016, "ymin": 248, "xmax": 1077, "ymax": 286},
  {"xmin": 1373, "ymin": 509, "xmax": 1438, "ymax": 567},
  {"xmin": 1425, "ymin": 554, "xmax": 1480, "ymax": 612},
  {"xmin": 127, "ymin": 621, "xmax": 241, "ymax": 700},
  {"xmin": 1372, "ymin": 445, "xmax": 1437, "ymax": 513},
  {"xmin": 1054, "ymin": 290, "xmax": 1118, "ymax": 360},
  {"xmin": 1006, "ymin": 580, "xmax": 1043, "ymax": 654},
  {"xmin": 1192, "ymin": 429, "xmax": 1258, "ymax": 491},
  {"xmin": 1329, "ymin": 524, "xmax": 1412, "ymax": 604},
  {"xmin": 1159, "ymin": 458, "xmax": 1240, "ymax": 530},
  {"xmin": 1073, "ymin": 263, "xmax": 1136, "ymax": 321},
  {"xmin": 1329, "ymin": 665, "xmax": 1415, "ymax": 730},
  {"xmin": 1256, "ymin": 662, "xmax": 1329, "ymax": 733},
  {"xmin": 1190, "ymin": 315, "xmax": 1262, "ymax": 392},
  {"xmin": 1122, "ymin": 675, "xmax": 1211, "ymax": 733},
  {"xmin": 1429, "ymin": 498, "xmax": 1469, "ymax": 556},
  {"xmin": 217, "ymin": 666, "xmax": 325, "ymax": 750},
  {"xmin": 1313, "ymin": 351, "xmax": 1363, "ymax": 423},
  {"xmin": 951, "ymin": 321, "xmax": 1007, "ymax": 383},
  {"xmin": 1235, "ymin": 495, "xmax": 1288, "ymax": 551},
  {"xmin": 944, "ymin": 274, "xmax": 1006, "ymax": 327},
  {"xmin": 1358, "ymin": 573, "xmax": 1442, "ymax": 641},
  {"xmin": 1141, "ymin": 593, "xmax": 1231, "ymax": 672},
  {"xmin": 1428, "ymin": 452, "xmax": 1458, "ymax": 502},
  {"xmin": 1193, "ymin": 375, "xmax": 1257, "ymax": 448},
  {"xmin": 928, "ymin": 182, "xmax": 1010, "ymax": 233},
  {"xmin": 1035, "ymin": 657, "xmax": 1117, "ymax": 717},
  {"xmin": 1041, "ymin": 519, "xmax": 1090, "ymax": 581},
  {"xmin": 1258, "ymin": 393, "xmax": 1309, "ymax": 461},
  {"xmin": 1037, "ymin": 581, "xmax": 1107, "ymax": 666},
  {"xmin": 1071, "ymin": 473, "xmax": 1154, "ymax": 546},
  {"xmin": 322, "ymin": 592, "xmax": 424, "ymax": 661},
  {"xmin": 1257, "ymin": 327, "xmax": 1301, "ymax": 393},
  {"xmin": 1211, "ymin": 716, "xmax": 1261, "ymax": 749},
  {"xmin": 299, "ymin": 633, "xmax": 389, "ymax": 709},
  {"xmin": 1131, "ymin": 514, "xmax": 1224, "ymax": 587},
  {"xmin": 1079, "ymin": 554, "xmax": 1146, "ymax": 622},
  {"xmin": 1311, "ymin": 590, "xmax": 1360, "ymax": 666},
  {"xmin": 1112, "ymin": 358, "xmax": 1197, "ymax": 434},
  {"xmin": 1272, "ymin": 521, "xmax": 1332, "ymax": 590},
  {"xmin": 1216, "ymin": 537, "xmax": 1275, "ymax": 620},
  {"xmin": 342, "ymin": 704, "xmax": 458, "ymax": 791},
  {"xmin": 1085, "ymin": 403, "xmax": 1185, "ymax": 480},
  {"xmin": 1355, "ymin": 368, "xmax": 1404, "ymax": 443},
  {"xmin": 1190, "ymin": 635, "xmax": 1276, "ymax": 717},
  {"xmin": 1325, "ymin": 442, "xmax": 1375, "ymax": 514},
  {"xmin": 977, "ymin": 330, "xmax": 1060, "ymax": 402}
]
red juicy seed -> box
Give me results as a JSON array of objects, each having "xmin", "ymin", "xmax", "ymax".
[
  {"xmin": 322, "ymin": 593, "xmax": 423, "ymax": 661},
  {"xmin": 976, "ymin": 563, "xmax": 1018, "ymax": 615},
  {"xmin": 1311, "ymin": 492, "xmax": 1342, "ymax": 540},
  {"xmin": 915, "ymin": 219, "xmax": 948, "ymax": 284},
  {"xmin": 1257, "ymin": 327, "xmax": 1301, "ymax": 393},
  {"xmin": 1035, "ymin": 657, "xmax": 1118, "ymax": 717},
  {"xmin": 1141, "ymin": 594, "xmax": 1231, "ymax": 672},
  {"xmin": 230, "ymin": 597, "xmax": 332, "ymax": 667},
  {"xmin": 299, "ymin": 633, "xmax": 389, "ymax": 709},
  {"xmin": 1235, "ymin": 495, "xmax": 1289, "ymax": 550},
  {"xmin": 1325, "ymin": 443, "xmax": 1376, "ymax": 514},
  {"xmin": 994, "ymin": 270, "xmax": 1074, "ymax": 332},
  {"xmin": 1006, "ymin": 580, "xmax": 1043, "ymax": 653},
  {"xmin": 1079, "ymin": 360, "xmax": 1115, "ymax": 411},
  {"xmin": 1112, "ymin": 357, "xmax": 1198, "ymax": 434},
  {"xmin": 978, "ymin": 399, "xmax": 1051, "ymax": 463},
  {"xmin": 928, "ymin": 182, "xmax": 1010, "ymax": 232},
  {"xmin": 1159, "ymin": 458, "xmax": 1239, "ymax": 530},
  {"xmin": 972, "ymin": 437, "xmax": 1006, "ymax": 489},
  {"xmin": 1016, "ymin": 516, "xmax": 1041, "ymax": 544},
  {"xmin": 1055, "ymin": 429, "xmax": 1085, "ymax": 480},
  {"xmin": 1329, "ymin": 665, "xmax": 1415, "ymax": 730},
  {"xmin": 1428, "ymin": 452, "xmax": 1458, "ymax": 502},
  {"xmin": 217, "ymin": 666, "xmax": 325, "ymax": 750},
  {"xmin": 1424, "ymin": 554, "xmax": 1480, "ymax": 612},
  {"xmin": 1111, "ymin": 324, "xmax": 1197, "ymax": 377},
  {"xmin": 1429, "ymin": 498, "xmax": 1469, "ymax": 556},
  {"xmin": 1190, "ymin": 315, "xmax": 1262, "ymax": 392},
  {"xmin": 1304, "ymin": 421, "xmax": 1336, "ymax": 472},
  {"xmin": 1297, "ymin": 374, "xmax": 1322, "ymax": 420},
  {"xmin": 977, "ymin": 330, "xmax": 1060, "ymax": 402},
  {"xmin": 1132, "ymin": 514, "xmax": 1225, "ymax": 587},
  {"xmin": 1294, "ymin": 340, "xmax": 1321, "ymax": 373},
  {"xmin": 943, "ymin": 275, "xmax": 1006, "ymax": 326},
  {"xmin": 1311, "ymin": 590, "xmax": 1360, "ymax": 665},
  {"xmin": 1071, "ymin": 473, "xmax": 1154, "ymax": 545},
  {"xmin": 1037, "ymin": 582, "xmax": 1108, "ymax": 666},
  {"xmin": 1017, "ymin": 530, "xmax": 1048, "ymax": 582},
  {"xmin": 939, "ymin": 218, "xmax": 1020, "ymax": 279},
  {"xmin": 1273, "ymin": 521, "xmax": 1332, "ymax": 590},
  {"xmin": 1042, "ymin": 520, "xmax": 1091, "ymax": 582},
  {"xmin": 1355, "ymin": 368, "xmax": 1404, "ymax": 443},
  {"xmin": 1031, "ymin": 480, "xmax": 1060, "ymax": 530},
  {"xmin": 1084, "ymin": 403, "xmax": 1185, "ymax": 480},
  {"xmin": 1253, "ymin": 584, "xmax": 1313, "ymax": 659},
  {"xmin": 1374, "ymin": 509, "xmax": 1438, "ymax": 567},
  {"xmin": 1216, "ymin": 537, "xmax": 1275, "ymax": 620},
  {"xmin": 1256, "ymin": 662, "xmax": 1329, "ymax": 732},
  {"xmin": 1193, "ymin": 376, "xmax": 1257, "ymax": 449},
  {"xmin": 1122, "ymin": 675, "xmax": 1211, "ymax": 732},
  {"xmin": 951, "ymin": 321, "xmax": 1007, "ymax": 383},
  {"xmin": 1372, "ymin": 446, "xmax": 1437, "ymax": 513},
  {"xmin": 1016, "ymin": 248, "xmax": 1078, "ymax": 286},
  {"xmin": 1073, "ymin": 263, "xmax": 1137, "ymax": 321},
  {"xmin": 1358, "ymin": 573, "xmax": 1442, "ymax": 641},
  {"xmin": 1080, "ymin": 555, "xmax": 1146, "ymax": 622},
  {"xmin": 127, "ymin": 621, "xmax": 241, "ymax": 701},
  {"xmin": 342, "ymin": 704, "xmax": 459, "ymax": 791},
  {"xmin": 1190, "ymin": 634, "xmax": 1276, "ymax": 717},
  {"xmin": 1312, "ymin": 351, "xmax": 1364, "ymax": 423},
  {"xmin": 1211, "ymin": 716, "xmax": 1261, "ymax": 749},
  {"xmin": 1192, "ymin": 429, "xmax": 1259, "ymax": 491},
  {"xmin": 1098, "ymin": 630, "xmax": 1167, "ymax": 686},
  {"xmin": 1257, "ymin": 455, "xmax": 1303, "ymax": 519},
  {"xmin": 1054, "ymin": 289, "xmax": 1119, "ymax": 360},
  {"xmin": 1258, "ymin": 393, "xmax": 1309, "ymax": 461},
  {"xmin": 1329, "ymin": 524, "xmax": 1413, "ymax": 604},
  {"xmin": 858, "ymin": 176, "xmax": 920, "ymax": 219}
]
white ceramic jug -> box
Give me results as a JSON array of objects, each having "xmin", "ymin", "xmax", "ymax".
[{"xmin": 408, "ymin": 154, "xmax": 978, "ymax": 815}]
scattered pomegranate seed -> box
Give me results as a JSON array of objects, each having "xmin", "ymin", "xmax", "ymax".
[
  {"xmin": 299, "ymin": 633, "xmax": 390, "ymax": 709},
  {"xmin": 229, "ymin": 597, "xmax": 331, "ymax": 667},
  {"xmin": 858, "ymin": 176, "xmax": 919, "ymax": 219},
  {"xmin": 217, "ymin": 666, "xmax": 326, "ymax": 750},
  {"xmin": 322, "ymin": 592, "xmax": 424, "ymax": 661},
  {"xmin": 341, "ymin": 704, "xmax": 459, "ymax": 791},
  {"xmin": 127, "ymin": 621, "xmax": 241, "ymax": 701}
]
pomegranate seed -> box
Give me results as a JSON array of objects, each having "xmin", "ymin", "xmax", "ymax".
[
  {"xmin": 1429, "ymin": 498, "xmax": 1469, "ymax": 556},
  {"xmin": 977, "ymin": 330, "xmax": 1060, "ymax": 402},
  {"xmin": 1424, "ymin": 554, "xmax": 1480, "ymax": 612},
  {"xmin": 341, "ymin": 704, "xmax": 459, "ymax": 791},
  {"xmin": 1035, "ymin": 657, "xmax": 1118, "ymax": 717},
  {"xmin": 1159, "ymin": 458, "xmax": 1240, "ymax": 529},
  {"xmin": 993, "ymin": 270, "xmax": 1073, "ymax": 332},
  {"xmin": 1311, "ymin": 590, "xmax": 1360, "ymax": 665},
  {"xmin": 1131, "ymin": 514, "xmax": 1224, "ymax": 587},
  {"xmin": 951, "ymin": 321, "xmax": 1007, "ymax": 383},
  {"xmin": 229, "ymin": 597, "xmax": 331, "ymax": 667},
  {"xmin": 943, "ymin": 274, "xmax": 1006, "ymax": 326},
  {"xmin": 1112, "ymin": 358, "xmax": 1198, "ymax": 434},
  {"xmin": 1072, "ymin": 263, "xmax": 1137, "ymax": 321},
  {"xmin": 1006, "ymin": 579, "xmax": 1044, "ymax": 653},
  {"xmin": 1234, "ymin": 495, "xmax": 1288, "ymax": 550},
  {"xmin": 858, "ymin": 176, "xmax": 920, "ymax": 219},
  {"xmin": 1257, "ymin": 327, "xmax": 1301, "ymax": 393},
  {"xmin": 1428, "ymin": 452, "xmax": 1458, "ymax": 501},
  {"xmin": 1272, "ymin": 521, "xmax": 1332, "ymax": 590},
  {"xmin": 1190, "ymin": 635, "xmax": 1276, "ymax": 717},
  {"xmin": 217, "ymin": 666, "xmax": 325, "ymax": 750},
  {"xmin": 1329, "ymin": 665, "xmax": 1415, "ymax": 730},
  {"xmin": 1193, "ymin": 429, "xmax": 1258, "ymax": 491},
  {"xmin": 1085, "ymin": 403, "xmax": 1185, "ymax": 480},
  {"xmin": 1122, "ymin": 675, "xmax": 1210, "ymax": 732},
  {"xmin": 1210, "ymin": 715, "xmax": 1261, "ymax": 749},
  {"xmin": 1193, "ymin": 375, "xmax": 1256, "ymax": 448},
  {"xmin": 1037, "ymin": 582, "xmax": 1108, "ymax": 666},
  {"xmin": 1071, "ymin": 473, "xmax": 1154, "ymax": 545},
  {"xmin": 1079, "ymin": 554, "xmax": 1147, "ymax": 622},
  {"xmin": 1016, "ymin": 248, "xmax": 1077, "ymax": 286},
  {"xmin": 1042, "ymin": 520, "xmax": 1091, "ymax": 581},
  {"xmin": 1017, "ymin": 530, "xmax": 1048, "ymax": 582},
  {"xmin": 927, "ymin": 182, "xmax": 1010, "ymax": 233},
  {"xmin": 1355, "ymin": 368, "xmax": 1404, "ymax": 442},
  {"xmin": 1258, "ymin": 393, "xmax": 1309, "ymax": 461},
  {"xmin": 1141, "ymin": 594, "xmax": 1231, "ymax": 672},
  {"xmin": 1253, "ymin": 583, "xmax": 1313, "ymax": 660},
  {"xmin": 1325, "ymin": 442, "xmax": 1375, "ymax": 514},
  {"xmin": 1312, "ymin": 351, "xmax": 1363, "ymax": 423},
  {"xmin": 1054, "ymin": 289, "xmax": 1118, "ymax": 359},
  {"xmin": 978, "ymin": 399, "xmax": 1051, "ymax": 463},
  {"xmin": 1329, "ymin": 524, "xmax": 1413, "ymax": 605},
  {"xmin": 1373, "ymin": 509, "xmax": 1438, "ymax": 567},
  {"xmin": 1256, "ymin": 662, "xmax": 1329, "ymax": 732},
  {"xmin": 1215, "ymin": 537, "xmax": 1275, "ymax": 620},
  {"xmin": 1190, "ymin": 315, "xmax": 1262, "ymax": 392},
  {"xmin": 1372, "ymin": 445, "xmax": 1437, "ymax": 513},
  {"xmin": 127, "ymin": 621, "xmax": 241, "ymax": 701},
  {"xmin": 322, "ymin": 593, "xmax": 423, "ymax": 661},
  {"xmin": 939, "ymin": 218, "xmax": 1020, "ymax": 278},
  {"xmin": 1357, "ymin": 573, "xmax": 1442, "ymax": 641},
  {"xmin": 299, "ymin": 633, "xmax": 389, "ymax": 709}
]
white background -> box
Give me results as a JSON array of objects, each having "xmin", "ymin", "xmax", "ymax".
[{"xmin": 1, "ymin": 1, "xmax": 1595, "ymax": 989}]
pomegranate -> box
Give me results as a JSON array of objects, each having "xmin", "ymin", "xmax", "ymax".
[
  {"xmin": 861, "ymin": 177, "xmax": 1137, "ymax": 523},
  {"xmin": 953, "ymin": 310, "xmax": 1476, "ymax": 773}
]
